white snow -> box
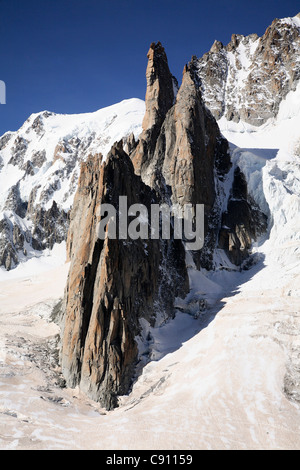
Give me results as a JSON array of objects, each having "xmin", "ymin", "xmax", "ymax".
[
  {"xmin": 0, "ymin": 98, "xmax": 145, "ymax": 268},
  {"xmin": 0, "ymin": 98, "xmax": 145, "ymax": 212},
  {"xmin": 0, "ymin": 241, "xmax": 67, "ymax": 282},
  {"xmin": 0, "ymin": 61, "xmax": 300, "ymax": 449},
  {"xmin": 280, "ymin": 14, "xmax": 300, "ymax": 29}
]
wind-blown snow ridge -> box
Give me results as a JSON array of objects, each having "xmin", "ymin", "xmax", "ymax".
[{"xmin": 280, "ymin": 13, "xmax": 300, "ymax": 29}]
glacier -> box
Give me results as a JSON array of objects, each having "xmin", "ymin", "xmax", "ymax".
[
  {"xmin": 0, "ymin": 82, "xmax": 299, "ymax": 448},
  {"xmin": 0, "ymin": 13, "xmax": 299, "ymax": 446}
]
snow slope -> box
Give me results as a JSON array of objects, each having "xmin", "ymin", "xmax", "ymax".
[
  {"xmin": 0, "ymin": 99, "xmax": 145, "ymax": 270},
  {"xmin": 0, "ymin": 98, "xmax": 144, "ymax": 212},
  {"xmin": 219, "ymin": 80, "xmax": 300, "ymax": 271},
  {"xmin": 0, "ymin": 229, "xmax": 299, "ymax": 449},
  {"xmin": 0, "ymin": 44, "xmax": 299, "ymax": 449},
  {"xmin": 195, "ymin": 13, "xmax": 300, "ymax": 126}
]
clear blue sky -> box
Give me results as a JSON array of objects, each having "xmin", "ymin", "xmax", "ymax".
[{"xmin": 0, "ymin": 0, "xmax": 299, "ymax": 136}]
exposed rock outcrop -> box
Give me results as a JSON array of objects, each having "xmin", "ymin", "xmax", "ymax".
[
  {"xmin": 130, "ymin": 46, "xmax": 232, "ymax": 269},
  {"xmin": 0, "ymin": 99, "xmax": 144, "ymax": 270},
  {"xmin": 218, "ymin": 167, "xmax": 268, "ymax": 266},
  {"xmin": 4, "ymin": 182, "xmax": 28, "ymax": 218},
  {"xmin": 0, "ymin": 217, "xmax": 19, "ymax": 270},
  {"xmin": 131, "ymin": 42, "xmax": 176, "ymax": 178},
  {"xmin": 194, "ymin": 14, "xmax": 300, "ymax": 125},
  {"xmin": 142, "ymin": 41, "xmax": 175, "ymax": 131},
  {"xmin": 60, "ymin": 40, "xmax": 269, "ymax": 410},
  {"xmin": 30, "ymin": 201, "xmax": 69, "ymax": 251},
  {"xmin": 61, "ymin": 143, "xmax": 189, "ymax": 409},
  {"xmin": 8, "ymin": 136, "xmax": 29, "ymax": 168}
]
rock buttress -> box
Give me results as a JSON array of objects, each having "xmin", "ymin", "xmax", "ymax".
[
  {"xmin": 131, "ymin": 41, "xmax": 176, "ymax": 178},
  {"xmin": 131, "ymin": 56, "xmax": 232, "ymax": 269},
  {"xmin": 61, "ymin": 143, "xmax": 189, "ymax": 409}
]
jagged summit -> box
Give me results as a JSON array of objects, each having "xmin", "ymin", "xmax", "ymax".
[
  {"xmin": 131, "ymin": 41, "xmax": 175, "ymax": 177},
  {"xmin": 210, "ymin": 39, "xmax": 224, "ymax": 53},
  {"xmin": 194, "ymin": 13, "xmax": 300, "ymax": 126}
]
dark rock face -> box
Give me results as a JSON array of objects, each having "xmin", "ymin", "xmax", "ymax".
[
  {"xmin": 4, "ymin": 182, "xmax": 28, "ymax": 218},
  {"xmin": 0, "ymin": 218, "xmax": 19, "ymax": 270},
  {"xmin": 0, "ymin": 128, "xmax": 72, "ymax": 270},
  {"xmin": 0, "ymin": 182, "xmax": 29, "ymax": 270},
  {"xmin": 142, "ymin": 41, "xmax": 175, "ymax": 131},
  {"xmin": 61, "ymin": 144, "xmax": 189, "ymax": 410},
  {"xmin": 31, "ymin": 150, "xmax": 47, "ymax": 168},
  {"xmin": 0, "ymin": 201, "xmax": 69, "ymax": 271},
  {"xmin": 30, "ymin": 201, "xmax": 69, "ymax": 251},
  {"xmin": 0, "ymin": 133, "xmax": 12, "ymax": 151},
  {"xmin": 8, "ymin": 136, "xmax": 29, "ymax": 168}
]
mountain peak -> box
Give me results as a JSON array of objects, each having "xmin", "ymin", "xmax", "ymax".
[
  {"xmin": 0, "ymin": 99, "xmax": 144, "ymax": 270},
  {"xmin": 142, "ymin": 41, "xmax": 174, "ymax": 132},
  {"xmin": 148, "ymin": 41, "xmax": 165, "ymax": 56},
  {"xmin": 210, "ymin": 39, "xmax": 224, "ymax": 53},
  {"xmin": 193, "ymin": 13, "xmax": 300, "ymax": 126},
  {"xmin": 131, "ymin": 41, "xmax": 175, "ymax": 176}
]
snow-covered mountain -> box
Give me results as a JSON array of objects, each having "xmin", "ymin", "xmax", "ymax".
[
  {"xmin": 1, "ymin": 13, "xmax": 299, "ymax": 274},
  {"xmin": 0, "ymin": 70, "xmax": 299, "ymax": 450},
  {"xmin": 57, "ymin": 10, "xmax": 300, "ymax": 410},
  {"xmin": 0, "ymin": 99, "xmax": 144, "ymax": 270},
  {"xmin": 0, "ymin": 12, "xmax": 299, "ymax": 450},
  {"xmin": 194, "ymin": 13, "xmax": 300, "ymax": 126}
]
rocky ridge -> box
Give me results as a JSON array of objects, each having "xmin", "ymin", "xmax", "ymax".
[
  {"xmin": 1, "ymin": 12, "xmax": 297, "ymax": 409},
  {"xmin": 0, "ymin": 100, "xmax": 144, "ymax": 270},
  {"xmin": 60, "ymin": 41, "xmax": 268, "ymax": 408},
  {"xmin": 61, "ymin": 143, "xmax": 189, "ymax": 409},
  {"xmin": 194, "ymin": 13, "xmax": 300, "ymax": 126},
  {"xmin": 131, "ymin": 43, "xmax": 267, "ymax": 269}
]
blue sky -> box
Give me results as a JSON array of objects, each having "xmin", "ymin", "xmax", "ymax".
[{"xmin": 0, "ymin": 0, "xmax": 299, "ymax": 136}]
